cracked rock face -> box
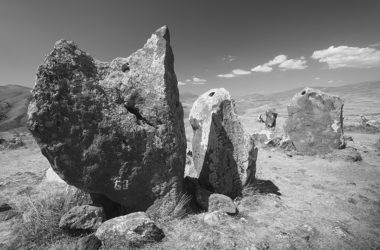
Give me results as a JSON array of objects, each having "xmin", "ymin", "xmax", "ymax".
[
  {"xmin": 284, "ymin": 87, "xmax": 345, "ymax": 155},
  {"xmin": 189, "ymin": 88, "xmax": 257, "ymax": 198},
  {"xmin": 27, "ymin": 26, "xmax": 186, "ymax": 216}
]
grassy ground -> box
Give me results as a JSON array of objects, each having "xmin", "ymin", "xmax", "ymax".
[{"xmin": 1, "ymin": 129, "xmax": 380, "ymax": 249}]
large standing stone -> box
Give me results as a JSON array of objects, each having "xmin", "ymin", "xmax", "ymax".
[
  {"xmin": 189, "ymin": 88, "xmax": 257, "ymax": 198},
  {"xmin": 284, "ymin": 87, "xmax": 345, "ymax": 155},
  {"xmin": 27, "ymin": 26, "xmax": 186, "ymax": 217}
]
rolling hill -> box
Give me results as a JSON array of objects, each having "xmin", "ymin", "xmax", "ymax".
[{"xmin": 0, "ymin": 85, "xmax": 31, "ymax": 132}]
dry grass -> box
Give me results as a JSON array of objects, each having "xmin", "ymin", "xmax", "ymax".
[{"xmin": 10, "ymin": 185, "xmax": 82, "ymax": 249}]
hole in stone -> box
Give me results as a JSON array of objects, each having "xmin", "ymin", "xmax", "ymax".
[
  {"xmin": 209, "ymin": 92, "xmax": 215, "ymax": 97},
  {"xmin": 301, "ymin": 90, "xmax": 306, "ymax": 95},
  {"xmin": 121, "ymin": 63, "xmax": 130, "ymax": 72}
]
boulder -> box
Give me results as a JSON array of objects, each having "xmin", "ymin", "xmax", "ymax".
[
  {"xmin": 189, "ymin": 88, "xmax": 257, "ymax": 198},
  {"xmin": 59, "ymin": 205, "xmax": 105, "ymax": 232},
  {"xmin": 284, "ymin": 88, "xmax": 345, "ymax": 155},
  {"xmin": 27, "ymin": 26, "xmax": 186, "ymax": 217},
  {"xmin": 208, "ymin": 193, "xmax": 237, "ymax": 214},
  {"xmin": 95, "ymin": 212, "xmax": 164, "ymax": 248},
  {"xmin": 75, "ymin": 234, "xmax": 101, "ymax": 250},
  {"xmin": 258, "ymin": 109, "xmax": 278, "ymax": 128}
]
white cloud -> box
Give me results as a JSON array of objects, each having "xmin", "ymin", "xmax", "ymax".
[
  {"xmin": 267, "ymin": 54, "xmax": 287, "ymax": 66},
  {"xmin": 328, "ymin": 80, "xmax": 334, "ymax": 83},
  {"xmin": 217, "ymin": 73, "xmax": 236, "ymax": 78},
  {"xmin": 251, "ymin": 64, "xmax": 273, "ymax": 72},
  {"xmin": 192, "ymin": 77, "xmax": 207, "ymax": 83},
  {"xmin": 279, "ymin": 57, "xmax": 308, "ymax": 70},
  {"xmin": 252, "ymin": 54, "xmax": 307, "ymax": 72},
  {"xmin": 314, "ymin": 77, "xmax": 320, "ymax": 80},
  {"xmin": 222, "ymin": 55, "xmax": 237, "ymax": 62},
  {"xmin": 232, "ymin": 69, "xmax": 251, "ymax": 75},
  {"xmin": 312, "ymin": 45, "xmax": 380, "ymax": 69},
  {"xmin": 178, "ymin": 81, "xmax": 186, "ymax": 86},
  {"xmin": 217, "ymin": 68, "xmax": 252, "ymax": 78},
  {"xmin": 185, "ymin": 79, "xmax": 191, "ymax": 82}
]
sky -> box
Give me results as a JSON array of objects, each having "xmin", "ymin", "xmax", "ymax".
[{"xmin": 0, "ymin": 0, "xmax": 380, "ymax": 96}]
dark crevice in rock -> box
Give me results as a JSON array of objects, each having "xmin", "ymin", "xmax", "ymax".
[
  {"xmin": 121, "ymin": 63, "xmax": 130, "ymax": 72},
  {"xmin": 124, "ymin": 104, "xmax": 155, "ymax": 127},
  {"xmin": 208, "ymin": 92, "xmax": 215, "ymax": 97}
]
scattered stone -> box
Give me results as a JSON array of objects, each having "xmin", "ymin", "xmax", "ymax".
[
  {"xmin": 258, "ymin": 109, "xmax": 278, "ymax": 128},
  {"xmin": 59, "ymin": 205, "xmax": 105, "ymax": 232},
  {"xmin": 284, "ymin": 88, "xmax": 345, "ymax": 155},
  {"xmin": 95, "ymin": 212, "xmax": 164, "ymax": 248},
  {"xmin": 208, "ymin": 193, "xmax": 237, "ymax": 215},
  {"xmin": 327, "ymin": 146, "xmax": 362, "ymax": 162},
  {"xmin": 344, "ymin": 135, "xmax": 354, "ymax": 142},
  {"xmin": 203, "ymin": 211, "xmax": 228, "ymax": 226},
  {"xmin": 0, "ymin": 136, "xmax": 24, "ymax": 150},
  {"xmin": 279, "ymin": 138, "xmax": 296, "ymax": 151},
  {"xmin": 189, "ymin": 88, "xmax": 258, "ymax": 198},
  {"xmin": 75, "ymin": 234, "xmax": 101, "ymax": 250},
  {"xmin": 27, "ymin": 26, "xmax": 186, "ymax": 217}
]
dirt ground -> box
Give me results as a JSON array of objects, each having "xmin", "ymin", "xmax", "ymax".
[{"xmin": 0, "ymin": 127, "xmax": 380, "ymax": 249}]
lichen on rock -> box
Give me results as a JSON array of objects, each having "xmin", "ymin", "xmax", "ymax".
[{"xmin": 27, "ymin": 26, "xmax": 186, "ymax": 217}]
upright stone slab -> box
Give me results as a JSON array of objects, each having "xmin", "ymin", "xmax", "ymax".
[
  {"xmin": 284, "ymin": 87, "xmax": 345, "ymax": 155},
  {"xmin": 27, "ymin": 26, "xmax": 186, "ymax": 217},
  {"xmin": 189, "ymin": 88, "xmax": 257, "ymax": 198}
]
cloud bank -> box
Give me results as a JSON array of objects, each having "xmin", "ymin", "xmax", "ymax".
[
  {"xmin": 312, "ymin": 45, "xmax": 380, "ymax": 69},
  {"xmin": 217, "ymin": 68, "xmax": 251, "ymax": 78},
  {"xmin": 251, "ymin": 54, "xmax": 307, "ymax": 72},
  {"xmin": 183, "ymin": 76, "xmax": 208, "ymax": 85}
]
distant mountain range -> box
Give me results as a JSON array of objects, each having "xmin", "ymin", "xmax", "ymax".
[
  {"xmin": 1, "ymin": 81, "xmax": 379, "ymax": 131},
  {"xmin": 0, "ymin": 85, "xmax": 31, "ymax": 132}
]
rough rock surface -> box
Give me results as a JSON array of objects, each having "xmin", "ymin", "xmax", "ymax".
[
  {"xmin": 203, "ymin": 211, "xmax": 228, "ymax": 226},
  {"xmin": 95, "ymin": 212, "xmax": 164, "ymax": 247},
  {"xmin": 208, "ymin": 193, "xmax": 237, "ymax": 214},
  {"xmin": 75, "ymin": 234, "xmax": 101, "ymax": 250},
  {"xmin": 27, "ymin": 26, "xmax": 186, "ymax": 216},
  {"xmin": 189, "ymin": 88, "xmax": 257, "ymax": 198},
  {"xmin": 258, "ymin": 109, "xmax": 278, "ymax": 128},
  {"xmin": 59, "ymin": 205, "xmax": 105, "ymax": 232},
  {"xmin": 284, "ymin": 88, "xmax": 345, "ymax": 155}
]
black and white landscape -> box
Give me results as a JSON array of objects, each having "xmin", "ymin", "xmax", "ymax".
[{"xmin": 1, "ymin": 1, "xmax": 380, "ymax": 249}]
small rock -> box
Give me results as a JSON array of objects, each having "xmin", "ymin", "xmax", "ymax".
[
  {"xmin": 203, "ymin": 211, "xmax": 227, "ymax": 226},
  {"xmin": 75, "ymin": 234, "xmax": 101, "ymax": 250},
  {"xmin": 208, "ymin": 193, "xmax": 237, "ymax": 215},
  {"xmin": 258, "ymin": 109, "xmax": 278, "ymax": 128},
  {"xmin": 59, "ymin": 205, "xmax": 105, "ymax": 232},
  {"xmin": 95, "ymin": 212, "xmax": 164, "ymax": 248}
]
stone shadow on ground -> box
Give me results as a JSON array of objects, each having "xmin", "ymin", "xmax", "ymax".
[{"xmin": 250, "ymin": 179, "xmax": 281, "ymax": 196}]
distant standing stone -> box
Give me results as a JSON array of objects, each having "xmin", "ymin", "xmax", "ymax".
[
  {"xmin": 284, "ymin": 88, "xmax": 345, "ymax": 154},
  {"xmin": 189, "ymin": 88, "xmax": 258, "ymax": 198}
]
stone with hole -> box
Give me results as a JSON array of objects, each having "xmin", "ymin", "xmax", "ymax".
[
  {"xmin": 189, "ymin": 88, "xmax": 257, "ymax": 198},
  {"xmin": 284, "ymin": 87, "xmax": 345, "ymax": 155}
]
